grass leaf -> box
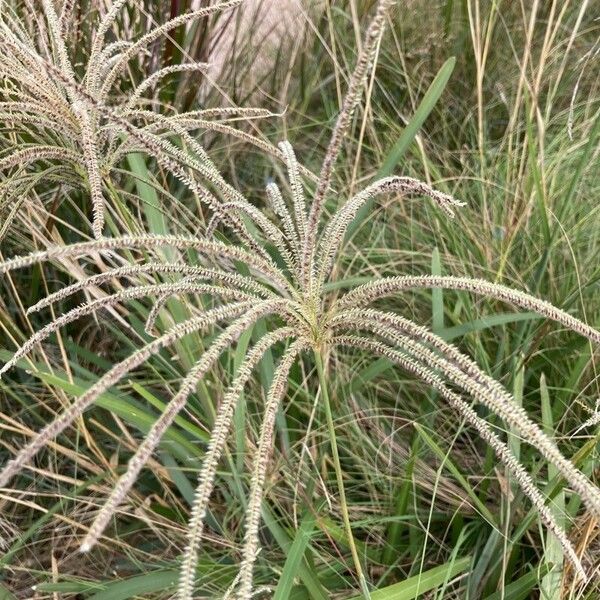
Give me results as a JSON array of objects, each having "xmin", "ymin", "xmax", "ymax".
[
  {"xmin": 349, "ymin": 556, "xmax": 471, "ymax": 599},
  {"xmin": 345, "ymin": 56, "xmax": 456, "ymax": 240},
  {"xmin": 273, "ymin": 507, "xmax": 318, "ymax": 600}
]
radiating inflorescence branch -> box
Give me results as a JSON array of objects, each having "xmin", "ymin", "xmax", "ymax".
[
  {"xmin": 302, "ymin": 0, "xmax": 397, "ymax": 284},
  {"xmin": 80, "ymin": 300, "xmax": 287, "ymax": 553},
  {"xmin": 0, "ymin": 303, "xmax": 252, "ymax": 489},
  {"xmin": 178, "ymin": 327, "xmax": 296, "ymax": 599},
  {"xmin": 335, "ymin": 335, "xmax": 588, "ymax": 581},
  {"xmin": 236, "ymin": 340, "xmax": 307, "ymax": 598}
]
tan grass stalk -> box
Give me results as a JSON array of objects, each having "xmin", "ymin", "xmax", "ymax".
[
  {"xmin": 103, "ymin": 109, "xmax": 267, "ymax": 254},
  {"xmin": 96, "ymin": 40, "xmax": 132, "ymax": 66}
]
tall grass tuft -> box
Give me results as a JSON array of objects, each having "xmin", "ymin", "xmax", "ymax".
[{"xmin": 0, "ymin": 0, "xmax": 599, "ymax": 598}]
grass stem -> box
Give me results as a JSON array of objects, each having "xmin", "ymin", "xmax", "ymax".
[{"xmin": 314, "ymin": 349, "xmax": 371, "ymax": 599}]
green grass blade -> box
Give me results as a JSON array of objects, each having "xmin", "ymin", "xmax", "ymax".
[
  {"xmin": 348, "ymin": 556, "xmax": 471, "ymax": 600},
  {"xmin": 524, "ymin": 90, "xmax": 551, "ymax": 245},
  {"xmin": 381, "ymin": 437, "xmax": 418, "ymax": 568},
  {"xmin": 233, "ymin": 326, "xmax": 254, "ymax": 471},
  {"xmin": 126, "ymin": 153, "xmax": 169, "ymax": 238},
  {"xmin": 33, "ymin": 582, "xmax": 98, "ymax": 594},
  {"xmin": 345, "ymin": 57, "xmax": 456, "ymax": 241},
  {"xmin": 468, "ymin": 529, "xmax": 502, "ymax": 598},
  {"xmin": 262, "ymin": 505, "xmax": 329, "ymax": 600},
  {"xmin": 539, "ymin": 375, "xmax": 563, "ymax": 600},
  {"xmin": 559, "ymin": 107, "xmax": 600, "ymax": 222},
  {"xmin": 439, "ymin": 313, "xmax": 540, "ymax": 340},
  {"xmin": 35, "ymin": 372, "xmax": 203, "ymax": 462},
  {"xmin": 431, "ymin": 248, "xmax": 444, "ymax": 334},
  {"xmin": 0, "ymin": 585, "xmax": 17, "ymax": 600},
  {"xmin": 273, "ymin": 508, "xmax": 318, "ymax": 600},
  {"xmin": 130, "ymin": 381, "xmax": 209, "ymax": 443},
  {"xmin": 483, "ymin": 564, "xmax": 552, "ymax": 600},
  {"xmin": 376, "ymin": 57, "xmax": 456, "ymax": 179},
  {"xmin": 86, "ymin": 571, "xmax": 179, "ymax": 600}
]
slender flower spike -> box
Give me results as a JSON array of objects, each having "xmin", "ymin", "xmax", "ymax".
[
  {"xmin": 0, "ymin": 1, "xmax": 598, "ymax": 598},
  {"xmin": 0, "ymin": 0, "xmax": 278, "ymax": 241}
]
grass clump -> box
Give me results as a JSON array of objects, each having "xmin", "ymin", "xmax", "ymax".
[
  {"xmin": 0, "ymin": 0, "xmax": 279, "ymax": 241},
  {"xmin": 0, "ymin": 0, "xmax": 598, "ymax": 598}
]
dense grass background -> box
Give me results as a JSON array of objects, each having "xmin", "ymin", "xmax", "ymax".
[{"xmin": 0, "ymin": 0, "xmax": 598, "ymax": 598}]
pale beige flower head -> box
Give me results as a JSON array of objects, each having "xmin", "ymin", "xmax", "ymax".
[{"xmin": 0, "ymin": 0, "xmax": 281, "ymax": 241}]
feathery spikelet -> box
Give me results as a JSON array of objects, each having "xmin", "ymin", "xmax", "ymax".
[
  {"xmin": 237, "ymin": 340, "xmax": 307, "ymax": 598},
  {"xmin": 337, "ymin": 275, "xmax": 600, "ymax": 344},
  {"xmin": 331, "ymin": 309, "xmax": 600, "ymax": 520},
  {"xmin": 178, "ymin": 328, "xmax": 297, "ymax": 599},
  {"xmin": 302, "ymin": 0, "xmax": 397, "ymax": 283}
]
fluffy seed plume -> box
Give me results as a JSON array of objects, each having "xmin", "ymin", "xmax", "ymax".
[{"xmin": 0, "ymin": 0, "xmax": 278, "ymax": 241}]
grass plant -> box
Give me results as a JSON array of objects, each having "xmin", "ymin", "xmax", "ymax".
[{"xmin": 0, "ymin": 0, "xmax": 598, "ymax": 598}]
